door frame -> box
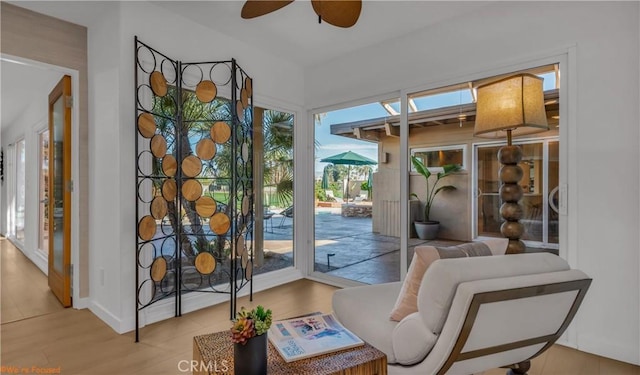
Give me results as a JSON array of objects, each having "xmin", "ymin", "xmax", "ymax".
[{"xmin": 1, "ymin": 54, "xmax": 82, "ymax": 306}]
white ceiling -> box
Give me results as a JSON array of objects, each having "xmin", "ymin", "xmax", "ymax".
[
  {"xmin": 152, "ymin": 1, "xmax": 492, "ymax": 67},
  {"xmin": 10, "ymin": 1, "xmax": 492, "ymax": 68},
  {"xmin": 2, "ymin": 1, "xmax": 492, "ymax": 131},
  {"xmin": 1, "ymin": 60, "xmax": 63, "ymax": 128}
]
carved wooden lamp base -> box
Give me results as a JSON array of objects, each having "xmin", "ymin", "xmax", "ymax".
[{"xmin": 498, "ymin": 144, "xmax": 526, "ymax": 254}]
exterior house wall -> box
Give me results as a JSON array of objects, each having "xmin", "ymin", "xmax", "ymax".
[
  {"xmin": 305, "ymin": 1, "xmax": 640, "ymax": 366},
  {"xmin": 373, "ymin": 120, "xmax": 559, "ymax": 242}
]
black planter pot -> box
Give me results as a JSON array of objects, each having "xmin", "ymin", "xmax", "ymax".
[{"xmin": 234, "ymin": 333, "xmax": 268, "ymax": 375}]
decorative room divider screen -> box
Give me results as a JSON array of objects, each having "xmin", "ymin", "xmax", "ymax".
[{"xmin": 134, "ymin": 37, "xmax": 254, "ymax": 341}]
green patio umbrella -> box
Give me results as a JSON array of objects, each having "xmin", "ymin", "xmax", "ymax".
[
  {"xmin": 321, "ymin": 165, "xmax": 330, "ymax": 190},
  {"xmin": 320, "ymin": 151, "xmax": 377, "ymax": 202},
  {"xmin": 367, "ymin": 167, "xmax": 374, "ymax": 200}
]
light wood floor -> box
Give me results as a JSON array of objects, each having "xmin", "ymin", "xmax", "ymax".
[
  {"xmin": 1, "ymin": 239, "xmax": 638, "ymax": 374},
  {"xmin": 1, "ymin": 237, "xmax": 63, "ymax": 323}
]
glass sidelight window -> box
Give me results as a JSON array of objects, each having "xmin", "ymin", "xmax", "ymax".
[
  {"xmin": 475, "ymin": 138, "xmax": 559, "ymax": 248},
  {"xmin": 15, "ymin": 138, "xmax": 26, "ymax": 244}
]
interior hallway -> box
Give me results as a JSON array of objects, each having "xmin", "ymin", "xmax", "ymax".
[{"xmin": 1, "ymin": 237, "xmax": 63, "ymax": 323}]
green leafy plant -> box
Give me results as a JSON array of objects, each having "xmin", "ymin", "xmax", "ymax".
[
  {"xmin": 230, "ymin": 305, "xmax": 273, "ymax": 345},
  {"xmin": 410, "ymin": 156, "xmax": 461, "ymax": 222}
]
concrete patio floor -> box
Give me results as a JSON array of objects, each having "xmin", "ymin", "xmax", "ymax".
[{"xmin": 263, "ymin": 208, "xmax": 463, "ymax": 284}]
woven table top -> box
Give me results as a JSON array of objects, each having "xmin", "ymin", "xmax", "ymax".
[{"xmin": 194, "ymin": 330, "xmax": 387, "ymax": 375}]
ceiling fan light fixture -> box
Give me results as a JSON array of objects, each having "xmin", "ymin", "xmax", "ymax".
[{"xmin": 241, "ymin": 0, "xmax": 361, "ymax": 28}]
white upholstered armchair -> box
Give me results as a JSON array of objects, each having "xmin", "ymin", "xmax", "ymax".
[{"xmin": 332, "ymin": 252, "xmax": 591, "ymax": 375}]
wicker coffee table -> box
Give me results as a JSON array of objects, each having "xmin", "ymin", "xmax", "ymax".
[{"xmin": 193, "ymin": 330, "xmax": 387, "ymax": 375}]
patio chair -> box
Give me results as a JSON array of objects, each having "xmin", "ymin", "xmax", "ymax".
[
  {"xmin": 333, "ymin": 252, "xmax": 591, "ymax": 375},
  {"xmin": 277, "ymin": 205, "xmax": 294, "ymax": 228},
  {"xmin": 325, "ymin": 190, "xmax": 344, "ymax": 203}
]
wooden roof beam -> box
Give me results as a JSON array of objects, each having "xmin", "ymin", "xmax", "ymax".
[{"xmin": 385, "ymin": 122, "xmax": 400, "ymax": 137}]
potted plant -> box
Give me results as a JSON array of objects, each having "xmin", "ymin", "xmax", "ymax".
[
  {"xmin": 231, "ymin": 305, "xmax": 273, "ymax": 375},
  {"xmin": 410, "ymin": 156, "xmax": 461, "ymax": 240}
]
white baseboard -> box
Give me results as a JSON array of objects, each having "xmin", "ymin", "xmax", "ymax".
[
  {"xmin": 119, "ymin": 267, "xmax": 304, "ymax": 334},
  {"xmin": 73, "ymin": 297, "xmax": 90, "ymax": 309},
  {"xmin": 29, "ymin": 249, "xmax": 48, "ymax": 275},
  {"xmin": 89, "ymin": 300, "xmax": 126, "ymax": 334}
]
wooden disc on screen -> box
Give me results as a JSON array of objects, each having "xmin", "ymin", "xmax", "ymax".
[
  {"xmin": 150, "ymin": 257, "xmax": 167, "ymax": 282},
  {"xmin": 150, "ymin": 135, "xmax": 167, "ymax": 158},
  {"xmin": 194, "ymin": 252, "xmax": 216, "ymax": 275},
  {"xmin": 245, "ymin": 261, "xmax": 253, "ymax": 281},
  {"xmin": 195, "ymin": 80, "xmax": 217, "ymax": 103},
  {"xmin": 182, "ymin": 179, "xmax": 202, "ymax": 201},
  {"xmin": 137, "ymin": 113, "xmax": 156, "ymax": 138},
  {"xmin": 162, "ymin": 155, "xmax": 177, "ymax": 177},
  {"xmin": 236, "ymin": 101, "xmax": 245, "ymax": 122},
  {"xmin": 162, "ymin": 179, "xmax": 177, "ymax": 201},
  {"xmin": 138, "ymin": 215, "xmax": 157, "ymax": 241},
  {"xmin": 241, "ymin": 196, "xmax": 250, "ymax": 216},
  {"xmin": 181, "ymin": 155, "xmax": 202, "ymax": 178},
  {"xmin": 150, "ymin": 196, "xmax": 168, "ymax": 219},
  {"xmin": 245, "ymin": 77, "xmax": 253, "ymax": 97},
  {"xmin": 241, "ymin": 249, "xmax": 249, "ymax": 268},
  {"xmin": 211, "ymin": 122, "xmax": 231, "ymax": 144},
  {"xmin": 210, "ymin": 212, "xmax": 230, "ymax": 235},
  {"xmin": 236, "ymin": 235, "xmax": 245, "ymax": 257},
  {"xmin": 195, "ymin": 196, "xmax": 217, "ymax": 218},
  {"xmin": 150, "ymin": 71, "xmax": 168, "ymax": 97},
  {"xmin": 241, "ymin": 88, "xmax": 249, "ymax": 109},
  {"xmin": 196, "ymin": 138, "xmax": 216, "ymax": 160}
]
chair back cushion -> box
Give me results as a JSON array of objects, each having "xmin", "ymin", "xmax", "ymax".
[
  {"xmin": 417, "ymin": 253, "xmax": 570, "ymax": 336},
  {"xmin": 389, "ymin": 240, "xmax": 505, "ymax": 321}
]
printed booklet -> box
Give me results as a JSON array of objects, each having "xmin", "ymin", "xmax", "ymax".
[{"xmin": 268, "ymin": 312, "xmax": 364, "ymax": 362}]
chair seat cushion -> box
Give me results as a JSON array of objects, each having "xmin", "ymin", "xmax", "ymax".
[{"xmin": 333, "ymin": 282, "xmax": 401, "ymax": 363}]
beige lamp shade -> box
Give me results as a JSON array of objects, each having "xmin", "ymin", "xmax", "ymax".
[{"xmin": 474, "ymin": 73, "xmax": 549, "ymax": 138}]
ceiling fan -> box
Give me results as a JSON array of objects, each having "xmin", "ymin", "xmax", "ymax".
[{"xmin": 241, "ymin": 0, "xmax": 362, "ymax": 28}]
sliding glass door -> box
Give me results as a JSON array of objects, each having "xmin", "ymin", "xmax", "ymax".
[{"xmin": 475, "ymin": 138, "xmax": 559, "ymax": 249}]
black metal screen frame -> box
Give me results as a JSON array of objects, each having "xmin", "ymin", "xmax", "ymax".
[{"xmin": 134, "ymin": 37, "xmax": 254, "ymax": 342}]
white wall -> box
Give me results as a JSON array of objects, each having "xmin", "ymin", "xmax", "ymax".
[
  {"xmin": 86, "ymin": 1, "xmax": 305, "ymax": 332},
  {"xmin": 305, "ymin": 2, "xmax": 640, "ymax": 365}
]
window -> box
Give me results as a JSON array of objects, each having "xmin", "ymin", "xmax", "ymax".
[
  {"xmin": 15, "ymin": 138, "xmax": 26, "ymax": 244},
  {"xmin": 410, "ymin": 145, "xmax": 466, "ymax": 172}
]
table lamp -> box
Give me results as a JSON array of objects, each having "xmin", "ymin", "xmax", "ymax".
[{"xmin": 474, "ymin": 73, "xmax": 549, "ymax": 254}]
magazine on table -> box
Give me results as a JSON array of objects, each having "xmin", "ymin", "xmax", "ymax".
[{"xmin": 268, "ymin": 312, "xmax": 364, "ymax": 362}]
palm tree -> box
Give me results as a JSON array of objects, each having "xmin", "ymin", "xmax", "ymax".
[
  {"xmin": 263, "ymin": 110, "xmax": 294, "ymax": 207},
  {"xmin": 153, "ymin": 87, "xmax": 232, "ymax": 258}
]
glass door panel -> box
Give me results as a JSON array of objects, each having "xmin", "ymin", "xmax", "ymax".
[
  {"xmin": 547, "ymin": 141, "xmax": 559, "ymax": 244},
  {"xmin": 313, "ymin": 101, "xmax": 392, "ymax": 284},
  {"xmin": 39, "ymin": 130, "xmax": 50, "ymax": 253},
  {"xmin": 475, "ymin": 139, "xmax": 558, "ymax": 248},
  {"xmin": 51, "ymin": 96, "xmax": 65, "ymax": 274}
]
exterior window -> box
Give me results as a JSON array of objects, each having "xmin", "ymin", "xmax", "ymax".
[{"xmin": 410, "ymin": 145, "xmax": 466, "ymax": 172}]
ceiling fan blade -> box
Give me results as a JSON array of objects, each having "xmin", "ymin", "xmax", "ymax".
[
  {"xmin": 241, "ymin": 0, "xmax": 295, "ymax": 19},
  {"xmin": 311, "ymin": 0, "xmax": 362, "ymax": 28}
]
